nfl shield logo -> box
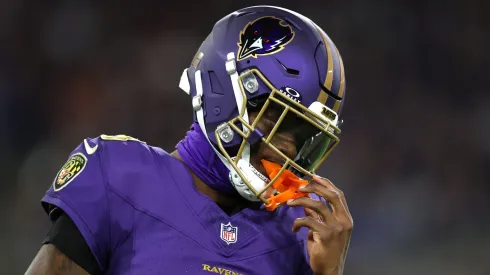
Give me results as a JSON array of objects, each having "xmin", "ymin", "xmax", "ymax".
[{"xmin": 220, "ymin": 222, "xmax": 238, "ymax": 245}]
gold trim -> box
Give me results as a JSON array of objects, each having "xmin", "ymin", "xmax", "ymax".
[{"xmin": 316, "ymin": 28, "xmax": 334, "ymax": 104}]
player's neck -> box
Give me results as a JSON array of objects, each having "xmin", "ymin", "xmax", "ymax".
[{"xmin": 170, "ymin": 150, "xmax": 254, "ymax": 211}]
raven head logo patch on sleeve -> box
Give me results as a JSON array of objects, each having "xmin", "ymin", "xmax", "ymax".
[
  {"xmin": 237, "ymin": 16, "xmax": 295, "ymax": 61},
  {"xmin": 53, "ymin": 152, "xmax": 87, "ymax": 191}
]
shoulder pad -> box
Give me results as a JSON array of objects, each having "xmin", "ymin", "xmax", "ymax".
[
  {"xmin": 91, "ymin": 134, "xmax": 161, "ymax": 191},
  {"xmin": 100, "ymin": 134, "xmax": 145, "ymax": 143},
  {"xmin": 95, "ymin": 134, "xmax": 152, "ymax": 167}
]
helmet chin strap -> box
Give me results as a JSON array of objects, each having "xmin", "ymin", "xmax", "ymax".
[
  {"xmin": 230, "ymin": 157, "xmax": 270, "ymax": 201},
  {"xmin": 181, "ymin": 52, "xmax": 269, "ymax": 202}
]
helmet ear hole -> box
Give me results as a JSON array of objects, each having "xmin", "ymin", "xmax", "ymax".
[
  {"xmin": 248, "ymin": 99, "xmax": 260, "ymax": 108},
  {"xmin": 247, "ymin": 95, "xmax": 268, "ymax": 111}
]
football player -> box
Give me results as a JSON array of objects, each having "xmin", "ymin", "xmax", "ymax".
[{"xmin": 26, "ymin": 5, "xmax": 352, "ymax": 275}]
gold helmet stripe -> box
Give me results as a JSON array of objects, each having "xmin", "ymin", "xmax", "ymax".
[
  {"xmin": 333, "ymin": 45, "xmax": 345, "ymax": 112},
  {"xmin": 316, "ymin": 28, "xmax": 334, "ymax": 105}
]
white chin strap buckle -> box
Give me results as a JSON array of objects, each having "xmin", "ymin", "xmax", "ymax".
[{"xmin": 230, "ymin": 158, "xmax": 269, "ymax": 202}]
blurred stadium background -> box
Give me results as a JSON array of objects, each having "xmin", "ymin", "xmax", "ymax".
[{"xmin": 1, "ymin": 0, "xmax": 488, "ymax": 274}]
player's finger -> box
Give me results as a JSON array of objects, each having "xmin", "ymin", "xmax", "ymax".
[
  {"xmin": 313, "ymin": 176, "xmax": 352, "ymax": 218},
  {"xmin": 304, "ymin": 206, "xmax": 322, "ymax": 222},
  {"xmin": 288, "ymin": 196, "xmax": 334, "ymax": 223},
  {"xmin": 301, "ymin": 179, "xmax": 350, "ymax": 222},
  {"xmin": 292, "ymin": 216, "xmax": 325, "ymax": 233}
]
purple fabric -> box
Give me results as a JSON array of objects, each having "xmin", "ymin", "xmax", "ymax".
[
  {"xmin": 40, "ymin": 135, "xmax": 312, "ymax": 274},
  {"xmin": 176, "ymin": 123, "xmax": 237, "ymax": 194},
  {"xmin": 41, "ymin": 138, "xmax": 112, "ymax": 271}
]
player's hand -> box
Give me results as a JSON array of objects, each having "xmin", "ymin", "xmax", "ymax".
[{"xmin": 287, "ymin": 176, "xmax": 353, "ymax": 275}]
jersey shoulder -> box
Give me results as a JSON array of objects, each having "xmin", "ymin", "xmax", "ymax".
[
  {"xmin": 45, "ymin": 134, "xmax": 163, "ymax": 197},
  {"xmin": 94, "ymin": 134, "xmax": 159, "ymax": 186},
  {"xmin": 41, "ymin": 134, "xmax": 160, "ymax": 271},
  {"xmin": 42, "ymin": 133, "xmax": 186, "ymax": 225},
  {"xmin": 95, "ymin": 134, "xmax": 189, "ymax": 202},
  {"xmin": 41, "ymin": 134, "xmax": 188, "ymax": 271}
]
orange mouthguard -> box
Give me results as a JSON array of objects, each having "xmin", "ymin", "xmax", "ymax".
[{"xmin": 261, "ymin": 159, "xmax": 309, "ymax": 211}]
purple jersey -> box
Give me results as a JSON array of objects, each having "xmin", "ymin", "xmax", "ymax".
[{"xmin": 42, "ymin": 136, "xmax": 314, "ymax": 274}]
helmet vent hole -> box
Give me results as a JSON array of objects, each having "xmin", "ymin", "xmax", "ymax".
[{"xmin": 274, "ymin": 57, "xmax": 300, "ymax": 76}]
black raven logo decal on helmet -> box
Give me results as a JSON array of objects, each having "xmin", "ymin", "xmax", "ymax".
[{"xmin": 237, "ymin": 16, "xmax": 295, "ymax": 61}]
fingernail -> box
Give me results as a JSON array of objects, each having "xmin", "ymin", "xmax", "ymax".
[
  {"xmin": 299, "ymin": 185, "xmax": 307, "ymax": 190},
  {"xmin": 287, "ymin": 199, "xmax": 295, "ymax": 204}
]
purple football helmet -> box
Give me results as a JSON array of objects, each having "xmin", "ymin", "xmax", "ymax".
[{"xmin": 179, "ymin": 6, "xmax": 346, "ymax": 202}]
